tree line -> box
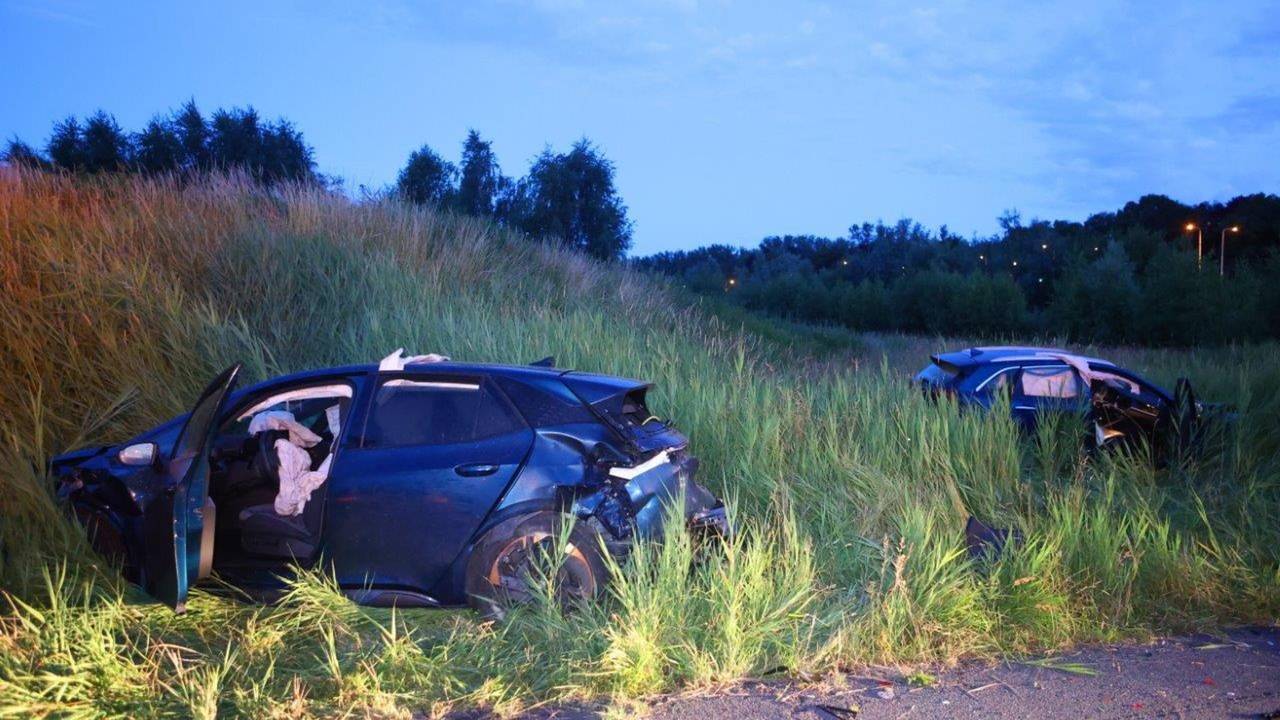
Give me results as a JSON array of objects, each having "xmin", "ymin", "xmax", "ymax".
[
  {"xmin": 636, "ymin": 195, "xmax": 1280, "ymax": 346},
  {"xmin": 8, "ymin": 103, "xmax": 1279, "ymax": 344},
  {"xmin": 4, "ymin": 104, "xmax": 633, "ymax": 260},
  {"xmin": 4, "ymin": 102, "xmax": 316, "ymax": 186},
  {"xmin": 394, "ymin": 132, "xmax": 632, "ymax": 259}
]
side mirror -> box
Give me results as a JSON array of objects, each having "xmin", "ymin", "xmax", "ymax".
[{"xmin": 118, "ymin": 442, "xmax": 159, "ymax": 467}]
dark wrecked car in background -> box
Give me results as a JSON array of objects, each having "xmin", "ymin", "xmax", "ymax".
[
  {"xmin": 914, "ymin": 346, "xmax": 1230, "ymax": 459},
  {"xmin": 51, "ymin": 350, "xmax": 728, "ymax": 614}
]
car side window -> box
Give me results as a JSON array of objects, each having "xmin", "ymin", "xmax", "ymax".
[
  {"xmin": 219, "ymin": 383, "xmax": 354, "ymax": 437},
  {"xmin": 981, "ymin": 367, "xmax": 1016, "ymax": 397},
  {"xmin": 363, "ymin": 378, "xmax": 525, "ymax": 448},
  {"xmin": 1017, "ymin": 365, "xmax": 1081, "ymax": 399}
]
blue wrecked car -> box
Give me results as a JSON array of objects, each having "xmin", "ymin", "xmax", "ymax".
[
  {"xmin": 913, "ymin": 346, "xmax": 1209, "ymax": 454},
  {"xmin": 52, "ymin": 351, "xmax": 727, "ymax": 614}
]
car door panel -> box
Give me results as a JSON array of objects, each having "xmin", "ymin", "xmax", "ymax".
[
  {"xmin": 141, "ymin": 363, "xmax": 241, "ymax": 611},
  {"xmin": 323, "ymin": 429, "xmax": 533, "ymax": 593}
]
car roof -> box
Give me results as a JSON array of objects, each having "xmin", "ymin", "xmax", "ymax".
[
  {"xmin": 931, "ymin": 346, "xmax": 1116, "ymax": 371},
  {"xmin": 233, "ymin": 360, "xmax": 576, "ymax": 398}
]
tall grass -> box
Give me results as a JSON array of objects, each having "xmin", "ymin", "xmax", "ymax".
[{"xmin": 1, "ymin": 168, "xmax": 1277, "ymax": 717}]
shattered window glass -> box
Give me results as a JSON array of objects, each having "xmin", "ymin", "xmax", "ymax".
[{"xmin": 1018, "ymin": 366, "xmax": 1081, "ymax": 399}]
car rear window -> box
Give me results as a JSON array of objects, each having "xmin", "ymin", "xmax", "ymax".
[
  {"xmin": 915, "ymin": 363, "xmax": 959, "ymax": 387},
  {"xmin": 363, "ymin": 379, "xmax": 524, "ymax": 447}
]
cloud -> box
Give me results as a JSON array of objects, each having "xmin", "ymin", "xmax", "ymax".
[
  {"xmin": 7, "ymin": 0, "xmax": 95, "ymax": 27},
  {"xmin": 1215, "ymin": 93, "xmax": 1280, "ymax": 135}
]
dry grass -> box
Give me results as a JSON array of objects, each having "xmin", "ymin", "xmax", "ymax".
[{"xmin": 0, "ymin": 168, "xmax": 1277, "ymax": 717}]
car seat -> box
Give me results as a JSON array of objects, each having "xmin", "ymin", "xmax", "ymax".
[
  {"xmin": 237, "ymin": 431, "xmax": 319, "ymax": 559},
  {"xmin": 237, "ymin": 413, "xmax": 336, "ymax": 560}
]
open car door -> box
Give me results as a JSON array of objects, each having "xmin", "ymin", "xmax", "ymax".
[{"xmin": 142, "ymin": 364, "xmax": 241, "ymax": 611}]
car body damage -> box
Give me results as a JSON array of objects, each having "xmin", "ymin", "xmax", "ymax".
[
  {"xmin": 51, "ymin": 353, "xmax": 727, "ymax": 613},
  {"xmin": 914, "ymin": 346, "xmax": 1228, "ymax": 458}
]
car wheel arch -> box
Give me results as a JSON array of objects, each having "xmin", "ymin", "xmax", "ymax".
[{"xmin": 461, "ymin": 508, "xmax": 609, "ymax": 619}]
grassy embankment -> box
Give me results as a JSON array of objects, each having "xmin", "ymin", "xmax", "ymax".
[{"xmin": 1, "ymin": 169, "xmax": 1277, "ymax": 717}]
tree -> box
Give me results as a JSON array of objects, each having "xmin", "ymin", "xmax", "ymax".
[
  {"xmin": 47, "ymin": 116, "xmax": 86, "ymax": 171},
  {"xmin": 1138, "ymin": 246, "xmax": 1217, "ymax": 345},
  {"xmin": 8, "ymin": 99, "xmax": 315, "ymax": 185},
  {"xmin": 515, "ymin": 139, "xmax": 632, "ymax": 260},
  {"xmin": 456, "ymin": 130, "xmax": 504, "ymax": 216},
  {"xmin": 1113, "ymin": 194, "xmax": 1191, "ymax": 237},
  {"xmin": 134, "ymin": 116, "xmax": 184, "ymax": 174},
  {"xmin": 209, "ymin": 107, "xmax": 263, "ymax": 173},
  {"xmin": 259, "ymin": 119, "xmax": 314, "ymax": 184},
  {"xmin": 81, "ymin": 111, "xmax": 132, "ymax": 172},
  {"xmin": 396, "ymin": 144, "xmax": 457, "ymax": 206},
  {"xmin": 2, "ymin": 139, "xmax": 49, "ymax": 169},
  {"xmin": 202, "ymin": 107, "xmax": 313, "ymax": 184},
  {"xmin": 1048, "ymin": 243, "xmax": 1140, "ymax": 343},
  {"xmin": 174, "ymin": 100, "xmax": 210, "ymax": 172}
]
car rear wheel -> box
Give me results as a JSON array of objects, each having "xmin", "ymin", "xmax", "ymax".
[{"xmin": 464, "ymin": 511, "xmax": 607, "ymax": 620}]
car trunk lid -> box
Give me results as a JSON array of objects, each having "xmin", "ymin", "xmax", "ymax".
[{"xmin": 560, "ymin": 372, "xmax": 688, "ymax": 454}]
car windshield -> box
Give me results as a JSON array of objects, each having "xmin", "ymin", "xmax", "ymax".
[{"xmin": 914, "ymin": 363, "xmax": 959, "ymax": 386}]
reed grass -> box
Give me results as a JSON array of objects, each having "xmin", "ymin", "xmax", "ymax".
[{"xmin": 1, "ymin": 168, "xmax": 1276, "ymax": 717}]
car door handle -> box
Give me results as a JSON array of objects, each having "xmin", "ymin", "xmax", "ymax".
[{"xmin": 454, "ymin": 463, "xmax": 499, "ymax": 477}]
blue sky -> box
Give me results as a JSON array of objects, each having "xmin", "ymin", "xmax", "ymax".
[{"xmin": 2, "ymin": 1, "xmax": 1278, "ymax": 255}]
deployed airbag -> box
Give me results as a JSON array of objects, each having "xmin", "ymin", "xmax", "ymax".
[
  {"xmin": 378, "ymin": 348, "xmax": 450, "ymax": 372},
  {"xmin": 1019, "ymin": 366, "xmax": 1080, "ymax": 398},
  {"xmin": 248, "ymin": 410, "xmax": 322, "ymax": 447},
  {"xmin": 274, "ymin": 450, "xmax": 332, "ymax": 517},
  {"xmin": 247, "ymin": 410, "xmax": 333, "ymax": 517}
]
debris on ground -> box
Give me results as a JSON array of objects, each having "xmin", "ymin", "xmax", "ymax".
[
  {"xmin": 811, "ymin": 703, "xmax": 859, "ymax": 719},
  {"xmin": 1022, "ymin": 657, "xmax": 1100, "ymax": 676},
  {"xmin": 965, "ymin": 515, "xmax": 1024, "ymax": 561}
]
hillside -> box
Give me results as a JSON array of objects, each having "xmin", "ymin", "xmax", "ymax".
[{"xmin": 1, "ymin": 169, "xmax": 1277, "ymax": 717}]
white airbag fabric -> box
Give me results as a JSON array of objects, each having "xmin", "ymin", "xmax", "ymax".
[
  {"xmin": 379, "ymin": 348, "xmax": 450, "ymax": 372},
  {"xmin": 248, "ymin": 410, "xmax": 322, "ymax": 447},
  {"xmin": 273, "ymin": 445, "xmax": 331, "ymax": 517},
  {"xmin": 247, "ymin": 410, "xmax": 332, "ymax": 517},
  {"xmin": 1019, "ymin": 367, "xmax": 1080, "ymax": 399},
  {"xmin": 237, "ymin": 385, "xmax": 353, "ymax": 421}
]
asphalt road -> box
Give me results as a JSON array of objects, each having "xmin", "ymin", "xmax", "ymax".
[{"xmin": 483, "ymin": 627, "xmax": 1280, "ymax": 719}]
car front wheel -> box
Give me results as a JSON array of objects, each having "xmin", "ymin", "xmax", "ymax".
[{"xmin": 464, "ymin": 511, "xmax": 608, "ymax": 620}]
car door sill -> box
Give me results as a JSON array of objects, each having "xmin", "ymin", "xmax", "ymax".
[{"xmin": 344, "ymin": 588, "xmax": 441, "ymax": 608}]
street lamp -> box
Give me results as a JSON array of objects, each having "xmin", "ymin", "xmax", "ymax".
[
  {"xmin": 1220, "ymin": 225, "xmax": 1240, "ymax": 277},
  {"xmin": 1185, "ymin": 223, "xmax": 1202, "ymax": 268}
]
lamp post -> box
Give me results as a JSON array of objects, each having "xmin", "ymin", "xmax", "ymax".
[
  {"xmin": 1185, "ymin": 223, "xmax": 1202, "ymax": 268},
  {"xmin": 1220, "ymin": 225, "xmax": 1240, "ymax": 277}
]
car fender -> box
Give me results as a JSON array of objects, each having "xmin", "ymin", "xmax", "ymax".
[{"xmin": 429, "ymin": 497, "xmax": 567, "ymax": 605}]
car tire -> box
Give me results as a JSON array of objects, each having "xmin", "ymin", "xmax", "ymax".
[{"xmin": 464, "ymin": 511, "xmax": 608, "ymax": 620}]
